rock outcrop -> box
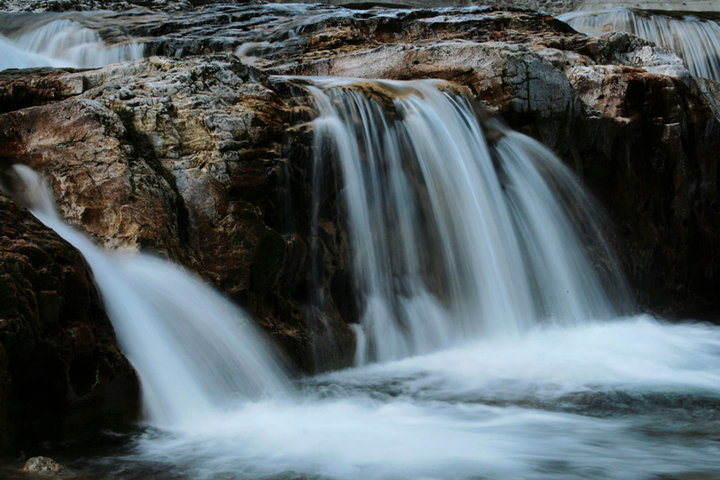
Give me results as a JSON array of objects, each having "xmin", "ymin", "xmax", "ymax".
[
  {"xmin": 0, "ymin": 56, "xmax": 356, "ymax": 373},
  {"xmin": 0, "ymin": 192, "xmax": 139, "ymax": 450},
  {"xmin": 0, "ymin": 0, "xmax": 583, "ymax": 14},
  {"xmin": 555, "ymin": 60, "xmax": 720, "ymax": 316}
]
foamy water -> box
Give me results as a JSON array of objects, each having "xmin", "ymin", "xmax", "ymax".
[{"xmin": 86, "ymin": 316, "xmax": 720, "ymax": 480}]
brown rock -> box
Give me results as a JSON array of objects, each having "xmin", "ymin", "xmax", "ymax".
[
  {"xmin": 0, "ymin": 97, "xmax": 190, "ymax": 261},
  {"xmin": 0, "ymin": 68, "xmax": 86, "ymax": 115},
  {"xmin": 21, "ymin": 456, "xmax": 75, "ymax": 478},
  {"xmin": 557, "ymin": 68, "xmax": 720, "ymax": 315},
  {"xmin": 0, "ymin": 55, "xmax": 357, "ymax": 373}
]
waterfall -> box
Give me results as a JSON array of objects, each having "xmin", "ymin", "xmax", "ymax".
[
  {"xmin": 3, "ymin": 165, "xmax": 290, "ymax": 429},
  {"xmin": 0, "ymin": 17, "xmax": 143, "ymax": 71},
  {"xmin": 560, "ymin": 8, "xmax": 720, "ymax": 81},
  {"xmin": 4, "ymin": 78, "xmax": 720, "ymax": 479},
  {"xmin": 306, "ymin": 78, "xmax": 633, "ymax": 365}
]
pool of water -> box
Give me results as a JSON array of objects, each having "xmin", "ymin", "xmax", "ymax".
[{"xmin": 6, "ymin": 316, "xmax": 718, "ymax": 480}]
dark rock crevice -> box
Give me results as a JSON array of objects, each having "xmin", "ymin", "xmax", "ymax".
[{"xmin": 0, "ymin": 193, "xmax": 139, "ymax": 451}]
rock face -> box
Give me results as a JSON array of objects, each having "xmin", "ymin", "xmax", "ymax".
[
  {"xmin": 0, "ymin": 56, "xmax": 356, "ymax": 373},
  {"xmin": 0, "ymin": 192, "xmax": 139, "ymax": 450},
  {"xmin": 0, "ymin": 4, "xmax": 719, "ymax": 446},
  {"xmin": 555, "ymin": 60, "xmax": 720, "ymax": 315}
]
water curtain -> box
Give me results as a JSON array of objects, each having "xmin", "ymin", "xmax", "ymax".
[
  {"xmin": 3, "ymin": 165, "xmax": 290, "ymax": 428},
  {"xmin": 306, "ymin": 78, "xmax": 633, "ymax": 364}
]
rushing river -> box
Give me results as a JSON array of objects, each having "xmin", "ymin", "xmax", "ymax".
[
  {"xmin": 5, "ymin": 313, "xmax": 720, "ymax": 480},
  {"xmin": 0, "ymin": 15, "xmax": 143, "ymax": 70},
  {"xmin": 36, "ymin": 315, "xmax": 708, "ymax": 480}
]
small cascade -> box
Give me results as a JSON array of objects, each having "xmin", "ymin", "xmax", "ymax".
[
  {"xmin": 4, "ymin": 165, "xmax": 290, "ymax": 428},
  {"xmin": 560, "ymin": 8, "xmax": 720, "ymax": 81},
  {"xmin": 306, "ymin": 78, "xmax": 632, "ymax": 365},
  {"xmin": 0, "ymin": 18, "xmax": 143, "ymax": 71}
]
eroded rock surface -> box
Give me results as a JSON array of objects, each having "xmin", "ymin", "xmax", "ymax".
[
  {"xmin": 0, "ymin": 54, "xmax": 356, "ymax": 373},
  {"xmin": 0, "ymin": 0, "xmax": 583, "ymax": 14}
]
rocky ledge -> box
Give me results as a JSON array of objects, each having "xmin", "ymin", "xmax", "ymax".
[{"xmin": 1, "ymin": 0, "xmax": 719, "ymax": 447}]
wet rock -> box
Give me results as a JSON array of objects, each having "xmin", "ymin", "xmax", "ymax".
[
  {"xmin": 0, "ymin": 0, "xmax": 584, "ymax": 14},
  {"xmin": 0, "ymin": 194, "xmax": 139, "ymax": 450},
  {"xmin": 0, "ymin": 68, "xmax": 86, "ymax": 115},
  {"xmin": 21, "ymin": 456, "xmax": 75, "ymax": 477},
  {"xmin": 557, "ymin": 66, "xmax": 720, "ymax": 315},
  {"xmin": 0, "ymin": 55, "xmax": 356, "ymax": 372}
]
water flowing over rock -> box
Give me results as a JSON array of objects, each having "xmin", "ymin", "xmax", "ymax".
[
  {"xmin": 0, "ymin": 15, "xmax": 143, "ymax": 70},
  {"xmin": 561, "ymin": 7, "xmax": 720, "ymax": 81},
  {"xmin": 8, "ymin": 165, "xmax": 291, "ymax": 428},
  {"xmin": 575, "ymin": 0, "xmax": 720, "ymax": 13},
  {"xmin": 1, "ymin": 3, "xmax": 719, "ymax": 370},
  {"xmin": 1, "ymin": 1, "xmax": 720, "ymax": 476},
  {"xmin": 306, "ymin": 77, "xmax": 632, "ymax": 363},
  {"xmin": 0, "ymin": 53, "xmax": 359, "ymax": 372}
]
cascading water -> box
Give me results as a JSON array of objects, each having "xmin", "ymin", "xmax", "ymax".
[
  {"xmin": 0, "ymin": 17, "xmax": 143, "ymax": 71},
  {"xmin": 560, "ymin": 7, "xmax": 720, "ymax": 81},
  {"xmin": 308, "ymin": 78, "xmax": 633, "ymax": 364},
  {"xmin": 3, "ymin": 79, "xmax": 720, "ymax": 480},
  {"xmin": 4, "ymin": 165, "xmax": 289, "ymax": 429}
]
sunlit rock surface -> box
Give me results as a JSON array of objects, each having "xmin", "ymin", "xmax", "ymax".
[
  {"xmin": 0, "ymin": 0, "xmax": 583, "ymax": 14},
  {"xmin": 21, "ymin": 456, "xmax": 75, "ymax": 477}
]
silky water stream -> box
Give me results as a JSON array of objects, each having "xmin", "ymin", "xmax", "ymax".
[
  {"xmin": 0, "ymin": 14, "xmax": 143, "ymax": 71},
  {"xmin": 560, "ymin": 7, "xmax": 720, "ymax": 81},
  {"xmin": 4, "ymin": 78, "xmax": 720, "ymax": 479}
]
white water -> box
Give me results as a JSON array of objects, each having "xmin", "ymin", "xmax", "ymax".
[
  {"xmin": 561, "ymin": 7, "xmax": 720, "ymax": 81},
  {"xmin": 309, "ymin": 78, "xmax": 632, "ymax": 364},
  {"xmin": 102, "ymin": 317, "xmax": 720, "ymax": 480},
  {"xmin": 5, "ymin": 79, "xmax": 720, "ymax": 479},
  {"xmin": 0, "ymin": 18, "xmax": 143, "ymax": 71},
  {"xmin": 6, "ymin": 165, "xmax": 289, "ymax": 428}
]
